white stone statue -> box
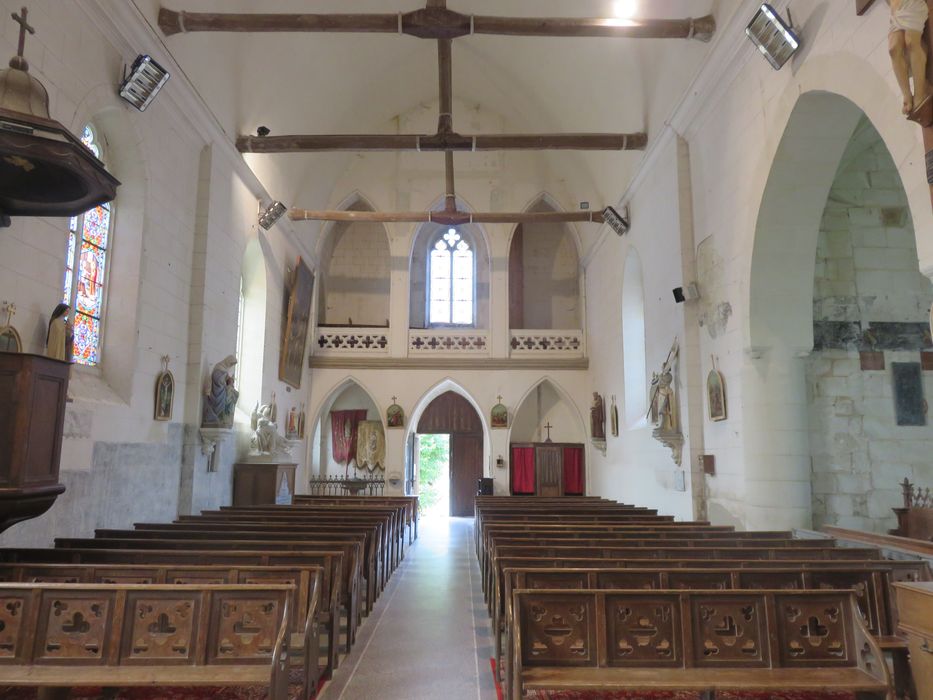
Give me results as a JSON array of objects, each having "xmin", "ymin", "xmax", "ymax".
[
  {"xmin": 250, "ymin": 401, "xmax": 293, "ymax": 457},
  {"xmin": 647, "ymin": 340, "xmax": 684, "ymax": 466}
]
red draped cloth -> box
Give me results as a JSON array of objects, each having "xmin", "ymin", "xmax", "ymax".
[
  {"xmin": 563, "ymin": 446, "xmax": 584, "ymax": 495},
  {"xmin": 511, "ymin": 446, "xmax": 536, "ymax": 495},
  {"xmin": 330, "ymin": 409, "xmax": 369, "ymax": 465}
]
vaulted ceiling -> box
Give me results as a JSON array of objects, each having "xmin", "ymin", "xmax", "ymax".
[{"xmin": 134, "ymin": 0, "xmax": 740, "ymax": 245}]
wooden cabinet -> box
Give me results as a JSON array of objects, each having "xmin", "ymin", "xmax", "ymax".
[
  {"xmin": 510, "ymin": 442, "xmax": 585, "ymax": 497},
  {"xmin": 233, "ymin": 462, "xmax": 296, "ymax": 507},
  {"xmin": 894, "ymin": 581, "xmax": 933, "ymax": 699},
  {"xmin": 0, "ymin": 352, "xmax": 68, "ymax": 533}
]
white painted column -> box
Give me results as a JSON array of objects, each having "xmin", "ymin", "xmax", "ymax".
[
  {"xmin": 487, "ymin": 223, "xmax": 511, "ymax": 359},
  {"xmin": 387, "ymin": 223, "xmax": 411, "ymax": 358},
  {"xmin": 740, "ymin": 347, "xmax": 813, "ymax": 531}
]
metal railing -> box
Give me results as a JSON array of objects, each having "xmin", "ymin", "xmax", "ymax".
[{"xmin": 307, "ymin": 474, "xmax": 385, "ymax": 496}]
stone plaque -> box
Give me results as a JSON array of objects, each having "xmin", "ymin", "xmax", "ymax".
[{"xmin": 893, "ymin": 362, "xmax": 927, "ymax": 426}]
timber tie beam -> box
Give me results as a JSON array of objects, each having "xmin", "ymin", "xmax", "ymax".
[{"xmin": 160, "ymin": 0, "xmax": 715, "ymax": 224}]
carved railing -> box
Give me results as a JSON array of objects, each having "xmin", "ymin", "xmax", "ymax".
[
  {"xmin": 408, "ymin": 329, "xmax": 489, "ymax": 354},
  {"xmin": 892, "ymin": 477, "xmax": 933, "ymax": 541},
  {"xmin": 509, "ymin": 329, "xmax": 585, "ymax": 357},
  {"xmin": 315, "ymin": 327, "xmax": 390, "ymax": 355},
  {"xmin": 901, "ymin": 477, "xmax": 933, "ymax": 508},
  {"xmin": 308, "ymin": 475, "xmax": 385, "ymax": 496}
]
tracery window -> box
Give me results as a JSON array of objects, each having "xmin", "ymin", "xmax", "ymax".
[
  {"xmin": 428, "ymin": 228, "xmax": 474, "ymax": 326},
  {"xmin": 62, "ymin": 124, "xmax": 112, "ymax": 366}
]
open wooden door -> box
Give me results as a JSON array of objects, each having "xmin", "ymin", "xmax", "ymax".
[{"xmin": 450, "ymin": 433, "xmax": 483, "ymax": 516}]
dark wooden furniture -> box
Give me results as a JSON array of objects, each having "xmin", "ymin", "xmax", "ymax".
[
  {"xmin": 233, "ymin": 461, "xmax": 296, "ymax": 506},
  {"xmin": 0, "ymin": 352, "xmax": 68, "ymax": 533},
  {"xmin": 895, "ymin": 582, "xmax": 933, "ymax": 700},
  {"xmin": 891, "ymin": 478, "xmax": 933, "ymax": 541},
  {"xmin": 0, "ymin": 582, "xmax": 317, "ymax": 700},
  {"xmin": 509, "ymin": 588, "xmax": 891, "ymax": 700},
  {"xmin": 509, "ymin": 442, "xmax": 585, "ymax": 496}
]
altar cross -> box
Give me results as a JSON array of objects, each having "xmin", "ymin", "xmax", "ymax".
[
  {"xmin": 12, "ymin": 7, "xmax": 34, "ymax": 59},
  {"xmin": 543, "ymin": 421, "xmax": 553, "ymax": 443}
]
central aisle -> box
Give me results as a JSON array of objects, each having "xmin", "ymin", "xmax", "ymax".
[{"xmin": 321, "ymin": 517, "xmax": 498, "ymax": 700}]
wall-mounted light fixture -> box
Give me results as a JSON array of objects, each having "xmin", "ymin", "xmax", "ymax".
[
  {"xmin": 119, "ymin": 55, "xmax": 170, "ymax": 112},
  {"xmin": 603, "ymin": 205, "xmax": 630, "ymax": 237},
  {"xmin": 258, "ymin": 201, "xmax": 287, "ymax": 230},
  {"xmin": 746, "ymin": 4, "xmax": 800, "ymax": 71}
]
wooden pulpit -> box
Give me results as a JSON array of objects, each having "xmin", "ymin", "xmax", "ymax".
[{"xmin": 0, "ymin": 352, "xmax": 68, "ymax": 532}]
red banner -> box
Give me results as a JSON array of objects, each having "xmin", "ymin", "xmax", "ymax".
[
  {"xmin": 563, "ymin": 446, "xmax": 584, "ymax": 495},
  {"xmin": 510, "ymin": 446, "xmax": 536, "ymax": 495},
  {"xmin": 331, "ymin": 409, "xmax": 369, "ymax": 465}
]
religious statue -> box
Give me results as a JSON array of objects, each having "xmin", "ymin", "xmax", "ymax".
[
  {"xmin": 647, "ymin": 340, "xmax": 684, "ymax": 466},
  {"xmin": 888, "ymin": 0, "xmax": 930, "ymax": 116},
  {"xmin": 45, "ymin": 303, "xmax": 73, "ymax": 363},
  {"xmin": 590, "ymin": 392, "xmax": 606, "ymax": 440},
  {"xmin": 250, "ymin": 401, "xmax": 293, "ymax": 457},
  {"xmin": 201, "ymin": 355, "xmax": 238, "ymax": 427}
]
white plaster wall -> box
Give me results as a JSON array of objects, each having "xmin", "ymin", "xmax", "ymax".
[
  {"xmin": 511, "ymin": 383, "xmax": 586, "ymax": 445},
  {"xmin": 318, "ymin": 221, "xmax": 391, "ymax": 327},
  {"xmin": 519, "ymin": 223, "xmax": 581, "ymax": 330}
]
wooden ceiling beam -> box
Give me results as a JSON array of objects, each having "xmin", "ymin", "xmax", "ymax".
[
  {"xmin": 289, "ymin": 208, "xmax": 606, "ymax": 225},
  {"xmin": 158, "ymin": 8, "xmax": 715, "ymax": 42},
  {"xmin": 236, "ymin": 132, "xmax": 648, "ymax": 153}
]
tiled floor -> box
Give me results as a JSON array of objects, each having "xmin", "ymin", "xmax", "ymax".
[{"xmin": 321, "ymin": 517, "xmax": 498, "ymax": 700}]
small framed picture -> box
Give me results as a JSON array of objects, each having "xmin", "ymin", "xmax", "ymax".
[
  {"xmin": 491, "ymin": 401, "xmax": 508, "ymax": 429},
  {"xmin": 155, "ymin": 357, "xmax": 175, "ymax": 422},
  {"xmin": 386, "ymin": 400, "xmax": 405, "ymax": 429},
  {"xmin": 707, "ymin": 366, "xmax": 726, "ymax": 422}
]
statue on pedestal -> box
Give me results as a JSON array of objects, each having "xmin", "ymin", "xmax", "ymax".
[
  {"xmin": 201, "ymin": 355, "xmax": 238, "ymax": 428},
  {"xmin": 648, "ymin": 340, "xmax": 684, "ymax": 466},
  {"xmin": 590, "ymin": 392, "xmax": 606, "ymax": 441},
  {"xmin": 45, "ymin": 303, "xmax": 73, "ymax": 363}
]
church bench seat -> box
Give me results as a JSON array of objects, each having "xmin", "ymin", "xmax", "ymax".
[
  {"xmin": 293, "ymin": 495, "xmax": 419, "ymax": 543},
  {"xmin": 0, "ymin": 549, "xmax": 345, "ymax": 678},
  {"xmin": 0, "ymin": 563, "xmax": 335, "ymax": 680},
  {"xmin": 508, "ymin": 589, "xmax": 892, "ymax": 700},
  {"xmin": 52, "ymin": 536, "xmax": 364, "ymax": 647},
  {"xmin": 0, "ymin": 582, "xmax": 319, "ymax": 700}
]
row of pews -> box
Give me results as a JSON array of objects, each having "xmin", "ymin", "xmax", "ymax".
[
  {"xmin": 476, "ymin": 495, "xmax": 931, "ymax": 700},
  {"xmin": 0, "ymin": 494, "xmax": 417, "ymax": 700}
]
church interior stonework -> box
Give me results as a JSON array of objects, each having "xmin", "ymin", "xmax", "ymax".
[{"xmin": 2, "ymin": 1, "xmax": 933, "ymax": 699}]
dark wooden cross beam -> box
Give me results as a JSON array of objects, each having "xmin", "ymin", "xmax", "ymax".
[
  {"xmin": 288, "ymin": 208, "xmax": 606, "ymax": 225},
  {"xmin": 12, "ymin": 7, "xmax": 35, "ymax": 58},
  {"xmin": 856, "ymin": 0, "xmax": 879, "ymax": 15}
]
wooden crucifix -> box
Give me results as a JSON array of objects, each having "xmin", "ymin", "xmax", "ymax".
[
  {"xmin": 12, "ymin": 7, "xmax": 35, "ymax": 59},
  {"xmin": 543, "ymin": 421, "xmax": 553, "ymax": 443}
]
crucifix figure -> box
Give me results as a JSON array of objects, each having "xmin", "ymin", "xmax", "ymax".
[
  {"xmin": 543, "ymin": 421, "xmax": 553, "ymax": 443},
  {"xmin": 889, "ymin": 0, "xmax": 931, "ymax": 116},
  {"xmin": 12, "ymin": 7, "xmax": 35, "ymax": 67}
]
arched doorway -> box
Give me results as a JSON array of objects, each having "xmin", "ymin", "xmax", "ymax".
[{"xmin": 417, "ymin": 391, "xmax": 484, "ymax": 517}]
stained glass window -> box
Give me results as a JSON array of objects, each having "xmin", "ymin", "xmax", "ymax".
[
  {"xmin": 428, "ymin": 228, "xmax": 474, "ymax": 326},
  {"xmin": 61, "ymin": 124, "xmax": 112, "ymax": 366}
]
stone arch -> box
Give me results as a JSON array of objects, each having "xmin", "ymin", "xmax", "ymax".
[
  {"xmin": 507, "ymin": 194, "xmax": 583, "ymax": 330},
  {"xmin": 309, "ymin": 377, "xmax": 384, "ymax": 477},
  {"xmin": 317, "ymin": 193, "xmax": 391, "ymax": 327},
  {"xmin": 508, "ymin": 376, "xmax": 587, "ymax": 446}
]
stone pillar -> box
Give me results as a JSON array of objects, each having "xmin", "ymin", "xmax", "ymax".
[{"xmin": 740, "ymin": 347, "xmax": 813, "ymax": 531}]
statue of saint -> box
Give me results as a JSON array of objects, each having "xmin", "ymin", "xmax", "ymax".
[
  {"xmin": 201, "ymin": 355, "xmax": 238, "ymax": 427},
  {"xmin": 590, "ymin": 392, "xmax": 606, "ymax": 440},
  {"xmin": 45, "ymin": 303, "xmax": 73, "ymax": 363},
  {"xmin": 653, "ymin": 370, "xmax": 678, "ymax": 433},
  {"xmin": 250, "ymin": 401, "xmax": 292, "ymax": 456},
  {"xmin": 889, "ymin": 0, "xmax": 930, "ymax": 115}
]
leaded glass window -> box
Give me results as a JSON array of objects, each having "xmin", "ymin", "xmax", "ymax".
[
  {"xmin": 62, "ymin": 125, "xmax": 112, "ymax": 366},
  {"xmin": 428, "ymin": 228, "xmax": 474, "ymax": 326}
]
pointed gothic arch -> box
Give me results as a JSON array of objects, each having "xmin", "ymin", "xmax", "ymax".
[
  {"xmin": 508, "ymin": 376, "xmax": 587, "ymax": 446},
  {"xmin": 309, "ymin": 377, "xmax": 385, "ymax": 477}
]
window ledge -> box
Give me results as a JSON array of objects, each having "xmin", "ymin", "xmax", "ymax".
[{"xmin": 68, "ymin": 366, "xmax": 129, "ymax": 407}]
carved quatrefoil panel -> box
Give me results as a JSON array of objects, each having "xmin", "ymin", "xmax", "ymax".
[
  {"xmin": 519, "ymin": 596, "xmax": 596, "ymax": 667},
  {"xmin": 606, "ymin": 595, "xmax": 681, "ymax": 667},
  {"xmin": 125, "ymin": 597, "xmax": 197, "ymax": 661},
  {"xmin": 0, "ymin": 596, "xmax": 27, "ymax": 658},
  {"xmin": 211, "ymin": 596, "xmax": 281, "ymax": 661},
  {"xmin": 597, "ymin": 572, "xmax": 660, "ymax": 590},
  {"xmin": 524, "ymin": 573, "xmax": 588, "ymax": 590},
  {"xmin": 38, "ymin": 595, "xmax": 112, "ymax": 661},
  {"xmin": 808, "ymin": 573, "xmax": 877, "ymax": 635},
  {"xmin": 692, "ymin": 596, "xmax": 768, "ymax": 667},
  {"xmin": 776, "ymin": 595, "xmax": 851, "ymax": 666}
]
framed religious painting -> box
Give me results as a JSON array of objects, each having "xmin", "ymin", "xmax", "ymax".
[
  {"xmin": 279, "ymin": 257, "xmax": 315, "ymax": 389},
  {"xmin": 491, "ymin": 397, "xmax": 508, "ymax": 429},
  {"xmin": 386, "ymin": 399, "xmax": 405, "ymax": 429},
  {"xmin": 154, "ymin": 356, "xmax": 174, "ymax": 421},
  {"xmin": 610, "ymin": 395, "xmax": 619, "ymax": 437},
  {"xmin": 707, "ymin": 362, "xmax": 727, "ymax": 422}
]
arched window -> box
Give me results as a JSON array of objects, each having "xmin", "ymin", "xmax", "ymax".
[
  {"xmin": 235, "ymin": 279, "xmax": 246, "ymax": 388},
  {"xmin": 622, "ymin": 249, "xmax": 647, "ymax": 426},
  {"xmin": 428, "ymin": 228, "xmax": 474, "ymax": 326},
  {"xmin": 62, "ymin": 124, "xmax": 113, "ymax": 366}
]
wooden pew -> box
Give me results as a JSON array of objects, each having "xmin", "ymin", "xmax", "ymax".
[
  {"xmin": 0, "ymin": 581, "xmax": 320, "ymax": 700},
  {"xmin": 498, "ymin": 564, "xmax": 914, "ymax": 695},
  {"xmin": 0, "ymin": 548, "xmax": 345, "ymax": 675},
  {"xmin": 508, "ymin": 588, "xmax": 892, "ymax": 700},
  {"xmin": 294, "ymin": 495, "xmax": 420, "ymax": 544},
  {"xmin": 0, "ymin": 562, "xmax": 332, "ymax": 679}
]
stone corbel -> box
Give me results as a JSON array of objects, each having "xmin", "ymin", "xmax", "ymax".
[
  {"xmin": 199, "ymin": 427, "xmax": 233, "ymax": 472},
  {"xmin": 652, "ymin": 428, "xmax": 684, "ymax": 467}
]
